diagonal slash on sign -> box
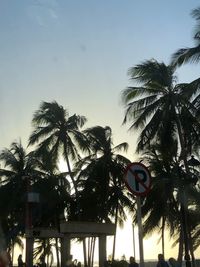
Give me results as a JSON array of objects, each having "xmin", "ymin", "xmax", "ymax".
[{"xmin": 128, "ymin": 168, "xmax": 149, "ymax": 190}]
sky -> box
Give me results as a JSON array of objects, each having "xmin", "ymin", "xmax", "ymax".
[{"xmin": 1, "ymin": 0, "xmax": 200, "ymax": 263}]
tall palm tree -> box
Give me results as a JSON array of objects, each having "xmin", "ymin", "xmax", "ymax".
[
  {"xmin": 134, "ymin": 141, "xmax": 200, "ymax": 265},
  {"xmin": 172, "ymin": 7, "xmax": 200, "ymax": 66},
  {"xmin": 122, "ymin": 59, "xmax": 200, "ymax": 266},
  {"xmin": 32, "ymin": 152, "xmax": 71, "ymax": 267},
  {"xmin": 31, "ymin": 148, "xmax": 72, "ymax": 228},
  {"xmin": 0, "ymin": 141, "xmax": 39, "ymax": 245},
  {"xmin": 0, "ymin": 140, "xmax": 39, "ymax": 183},
  {"xmin": 30, "ymin": 149, "xmax": 72, "ymax": 267},
  {"xmin": 122, "ymin": 60, "xmax": 200, "ymax": 153},
  {"xmin": 29, "ymin": 101, "xmax": 89, "ymax": 195},
  {"xmin": 139, "ymin": 143, "xmax": 182, "ymax": 259},
  {"xmin": 0, "ymin": 140, "xmax": 72, "ymax": 267},
  {"xmin": 75, "ymin": 126, "xmax": 131, "ymax": 221},
  {"xmin": 75, "ymin": 126, "xmax": 133, "ymax": 262}
]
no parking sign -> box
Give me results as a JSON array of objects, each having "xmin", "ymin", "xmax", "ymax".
[
  {"xmin": 124, "ymin": 162, "xmax": 151, "ymax": 196},
  {"xmin": 124, "ymin": 162, "xmax": 151, "ymax": 267}
]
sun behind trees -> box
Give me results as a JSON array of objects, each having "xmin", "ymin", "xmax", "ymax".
[{"xmin": 0, "ymin": 101, "xmax": 133, "ymax": 267}]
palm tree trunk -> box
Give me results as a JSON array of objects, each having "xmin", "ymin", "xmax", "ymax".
[
  {"xmin": 11, "ymin": 241, "xmax": 14, "ymax": 267},
  {"xmin": 161, "ymin": 216, "xmax": 166, "ymax": 257},
  {"xmin": 64, "ymin": 142, "xmax": 81, "ymax": 220},
  {"xmin": 188, "ymin": 230, "xmax": 196, "ymax": 267},
  {"xmin": 47, "ymin": 255, "xmax": 49, "ymax": 267},
  {"xmin": 0, "ymin": 221, "xmax": 6, "ymax": 251},
  {"xmin": 55, "ymin": 238, "xmax": 60, "ymax": 267},
  {"xmin": 174, "ymin": 110, "xmax": 192, "ymax": 267},
  {"xmin": 178, "ymin": 227, "xmax": 184, "ymax": 266},
  {"xmin": 112, "ymin": 202, "xmax": 119, "ymax": 261},
  {"xmin": 63, "ymin": 141, "xmax": 78, "ymax": 193},
  {"xmin": 90, "ymin": 237, "xmax": 94, "ymax": 267},
  {"xmin": 174, "ymin": 110, "xmax": 190, "ymax": 177},
  {"xmin": 91, "ymin": 237, "xmax": 96, "ymax": 267},
  {"xmin": 43, "ymin": 239, "xmax": 47, "ymax": 266},
  {"xmin": 88, "ymin": 237, "xmax": 93, "ymax": 267},
  {"xmin": 83, "ymin": 238, "xmax": 88, "ymax": 267}
]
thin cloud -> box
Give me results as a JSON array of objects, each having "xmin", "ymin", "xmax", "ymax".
[{"xmin": 28, "ymin": 0, "xmax": 59, "ymax": 26}]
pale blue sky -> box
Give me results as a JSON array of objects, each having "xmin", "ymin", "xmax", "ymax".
[
  {"xmin": 1, "ymin": 0, "xmax": 200, "ymax": 155},
  {"xmin": 1, "ymin": 0, "xmax": 200, "ymax": 260}
]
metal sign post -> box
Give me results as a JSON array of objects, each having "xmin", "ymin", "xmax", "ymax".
[
  {"xmin": 124, "ymin": 162, "xmax": 151, "ymax": 267},
  {"xmin": 132, "ymin": 223, "xmax": 136, "ymax": 258},
  {"xmin": 136, "ymin": 197, "xmax": 144, "ymax": 267}
]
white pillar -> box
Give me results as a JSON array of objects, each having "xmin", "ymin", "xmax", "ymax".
[
  {"xmin": 99, "ymin": 235, "xmax": 106, "ymax": 267},
  {"xmin": 61, "ymin": 235, "xmax": 71, "ymax": 267}
]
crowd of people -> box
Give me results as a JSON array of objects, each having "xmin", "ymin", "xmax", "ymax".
[
  {"xmin": 104, "ymin": 254, "xmax": 180, "ymax": 267},
  {"xmin": 156, "ymin": 254, "xmax": 180, "ymax": 267},
  {"xmin": 0, "ymin": 251, "xmax": 84, "ymax": 267},
  {"xmin": 0, "ymin": 250, "xmax": 184, "ymax": 267},
  {"xmin": 17, "ymin": 254, "xmax": 81, "ymax": 267},
  {"xmin": 127, "ymin": 254, "xmax": 180, "ymax": 267},
  {"xmin": 0, "ymin": 253, "xmax": 48, "ymax": 267}
]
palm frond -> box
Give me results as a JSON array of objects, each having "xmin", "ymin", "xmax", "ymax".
[
  {"xmin": 128, "ymin": 60, "xmax": 175, "ymax": 87},
  {"xmin": 113, "ymin": 142, "xmax": 129, "ymax": 153},
  {"xmin": 171, "ymin": 46, "xmax": 200, "ymax": 66}
]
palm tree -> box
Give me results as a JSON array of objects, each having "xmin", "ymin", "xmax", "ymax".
[
  {"xmin": 139, "ymin": 143, "xmax": 182, "ymax": 259},
  {"xmin": 107, "ymin": 183, "xmax": 134, "ymax": 261},
  {"xmin": 172, "ymin": 7, "xmax": 200, "ymax": 66},
  {"xmin": 33, "ymin": 238, "xmax": 55, "ymax": 267},
  {"xmin": 8, "ymin": 235, "xmax": 24, "ymax": 266},
  {"xmin": 140, "ymin": 142, "xmax": 200, "ymax": 264},
  {"xmin": 31, "ymin": 149, "xmax": 72, "ymax": 267},
  {"xmin": 122, "ymin": 59, "xmax": 200, "ymax": 266},
  {"xmin": 0, "ymin": 140, "xmax": 72, "ymax": 267},
  {"xmin": 75, "ymin": 126, "xmax": 133, "ymax": 262},
  {"xmin": 122, "ymin": 60, "xmax": 200, "ymax": 152},
  {"xmin": 29, "ymin": 101, "xmax": 89, "ymax": 196},
  {"xmin": 0, "ymin": 141, "xmax": 40, "ymax": 248},
  {"xmin": 31, "ymin": 148, "xmax": 72, "ymax": 229}
]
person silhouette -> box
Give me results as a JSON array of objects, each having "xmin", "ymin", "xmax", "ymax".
[
  {"xmin": 157, "ymin": 254, "xmax": 169, "ymax": 267},
  {"xmin": 17, "ymin": 255, "xmax": 24, "ymax": 267},
  {"xmin": 169, "ymin": 257, "xmax": 180, "ymax": 267},
  {"xmin": 128, "ymin": 257, "xmax": 139, "ymax": 267}
]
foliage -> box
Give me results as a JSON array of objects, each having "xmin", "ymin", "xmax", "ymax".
[{"xmin": 0, "ymin": 103, "xmax": 133, "ymax": 266}]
